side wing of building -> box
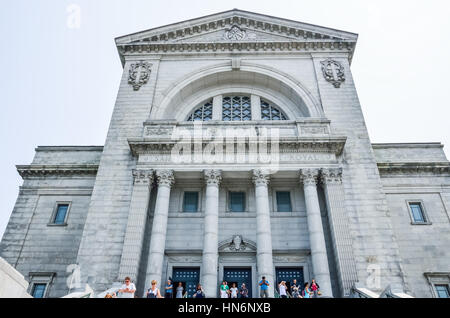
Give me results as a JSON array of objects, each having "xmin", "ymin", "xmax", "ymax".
[
  {"xmin": 0, "ymin": 146, "xmax": 102, "ymax": 298},
  {"xmin": 375, "ymin": 143, "xmax": 450, "ymax": 298}
]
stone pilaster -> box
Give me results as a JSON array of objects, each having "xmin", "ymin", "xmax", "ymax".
[
  {"xmin": 252, "ymin": 169, "xmax": 275, "ymax": 297},
  {"xmin": 321, "ymin": 168, "xmax": 358, "ymax": 296},
  {"xmin": 144, "ymin": 169, "xmax": 174, "ymax": 292},
  {"xmin": 300, "ymin": 168, "xmax": 333, "ymax": 297},
  {"xmin": 118, "ymin": 170, "xmax": 154, "ymax": 282},
  {"xmin": 201, "ymin": 170, "xmax": 222, "ymax": 298}
]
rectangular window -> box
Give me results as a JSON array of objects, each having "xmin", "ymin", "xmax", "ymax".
[
  {"xmin": 409, "ymin": 202, "xmax": 426, "ymax": 223},
  {"xmin": 435, "ymin": 285, "xmax": 450, "ymax": 298},
  {"xmin": 183, "ymin": 192, "xmax": 199, "ymax": 213},
  {"xmin": 53, "ymin": 204, "xmax": 69, "ymax": 225},
  {"xmin": 276, "ymin": 192, "xmax": 292, "ymax": 212},
  {"xmin": 31, "ymin": 283, "xmax": 47, "ymax": 298},
  {"xmin": 229, "ymin": 192, "xmax": 245, "ymax": 212}
]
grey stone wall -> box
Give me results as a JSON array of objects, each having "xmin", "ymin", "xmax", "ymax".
[{"xmin": 0, "ymin": 147, "xmax": 101, "ymax": 297}]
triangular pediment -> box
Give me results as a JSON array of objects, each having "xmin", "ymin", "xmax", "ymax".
[{"xmin": 116, "ymin": 9, "xmax": 358, "ymax": 45}]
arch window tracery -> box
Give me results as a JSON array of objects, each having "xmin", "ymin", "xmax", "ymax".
[
  {"xmin": 222, "ymin": 96, "xmax": 252, "ymax": 121},
  {"xmin": 187, "ymin": 99, "xmax": 213, "ymax": 121},
  {"xmin": 186, "ymin": 95, "xmax": 288, "ymax": 121},
  {"xmin": 260, "ymin": 99, "xmax": 287, "ymax": 120}
]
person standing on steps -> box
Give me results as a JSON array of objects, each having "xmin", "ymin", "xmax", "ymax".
[
  {"xmin": 259, "ymin": 276, "xmax": 270, "ymax": 298},
  {"xmin": 146, "ymin": 280, "xmax": 162, "ymax": 298},
  {"xmin": 118, "ymin": 277, "xmax": 136, "ymax": 299}
]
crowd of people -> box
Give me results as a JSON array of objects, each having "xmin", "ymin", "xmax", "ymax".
[{"xmin": 105, "ymin": 276, "xmax": 322, "ymax": 299}]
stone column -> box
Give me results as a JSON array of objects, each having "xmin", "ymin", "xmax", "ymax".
[
  {"xmin": 300, "ymin": 168, "xmax": 333, "ymax": 297},
  {"xmin": 321, "ymin": 168, "xmax": 358, "ymax": 297},
  {"xmin": 200, "ymin": 170, "xmax": 222, "ymax": 298},
  {"xmin": 118, "ymin": 170, "xmax": 154, "ymax": 282},
  {"xmin": 253, "ymin": 169, "xmax": 275, "ymax": 297},
  {"xmin": 144, "ymin": 170, "xmax": 174, "ymax": 292}
]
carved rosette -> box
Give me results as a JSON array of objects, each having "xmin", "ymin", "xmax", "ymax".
[
  {"xmin": 204, "ymin": 170, "xmax": 222, "ymax": 186},
  {"xmin": 252, "ymin": 169, "xmax": 270, "ymax": 186},
  {"xmin": 320, "ymin": 58, "xmax": 345, "ymax": 88},
  {"xmin": 225, "ymin": 25, "xmax": 246, "ymax": 41},
  {"xmin": 321, "ymin": 168, "xmax": 343, "ymax": 185},
  {"xmin": 155, "ymin": 169, "xmax": 175, "ymax": 188},
  {"xmin": 128, "ymin": 61, "xmax": 152, "ymax": 91},
  {"xmin": 299, "ymin": 168, "xmax": 320, "ymax": 186},
  {"xmin": 132, "ymin": 169, "xmax": 154, "ymax": 186}
]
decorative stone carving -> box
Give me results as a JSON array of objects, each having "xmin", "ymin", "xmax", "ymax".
[
  {"xmin": 144, "ymin": 126, "xmax": 173, "ymax": 137},
  {"xmin": 321, "ymin": 58, "xmax": 345, "ymax": 88},
  {"xmin": 128, "ymin": 61, "xmax": 152, "ymax": 91},
  {"xmin": 299, "ymin": 168, "xmax": 320, "ymax": 186},
  {"xmin": 219, "ymin": 236, "xmax": 256, "ymax": 252},
  {"xmin": 231, "ymin": 235, "xmax": 243, "ymax": 251},
  {"xmin": 204, "ymin": 170, "xmax": 222, "ymax": 186},
  {"xmin": 155, "ymin": 169, "xmax": 174, "ymax": 187},
  {"xmin": 252, "ymin": 169, "xmax": 270, "ymax": 186},
  {"xmin": 321, "ymin": 168, "xmax": 343, "ymax": 185},
  {"xmin": 224, "ymin": 25, "xmax": 246, "ymax": 41},
  {"xmin": 132, "ymin": 169, "xmax": 154, "ymax": 186}
]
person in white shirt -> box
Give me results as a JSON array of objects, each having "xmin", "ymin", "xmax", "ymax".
[
  {"xmin": 279, "ymin": 281, "xmax": 288, "ymax": 298},
  {"xmin": 118, "ymin": 277, "xmax": 136, "ymax": 298},
  {"xmin": 230, "ymin": 283, "xmax": 238, "ymax": 299}
]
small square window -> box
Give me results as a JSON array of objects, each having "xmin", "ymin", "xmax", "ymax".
[
  {"xmin": 229, "ymin": 192, "xmax": 245, "ymax": 212},
  {"xmin": 435, "ymin": 285, "xmax": 450, "ymax": 298},
  {"xmin": 31, "ymin": 283, "xmax": 47, "ymax": 298},
  {"xmin": 183, "ymin": 192, "xmax": 199, "ymax": 213},
  {"xmin": 409, "ymin": 202, "xmax": 427, "ymax": 223},
  {"xmin": 276, "ymin": 192, "xmax": 292, "ymax": 212},
  {"xmin": 53, "ymin": 204, "xmax": 69, "ymax": 225}
]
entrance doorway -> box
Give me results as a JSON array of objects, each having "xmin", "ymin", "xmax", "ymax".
[
  {"xmin": 223, "ymin": 267, "xmax": 252, "ymax": 298},
  {"xmin": 275, "ymin": 267, "xmax": 304, "ymax": 296},
  {"xmin": 172, "ymin": 267, "xmax": 200, "ymax": 298}
]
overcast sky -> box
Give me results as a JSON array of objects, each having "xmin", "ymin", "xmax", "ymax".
[{"xmin": 0, "ymin": 0, "xmax": 449, "ymax": 240}]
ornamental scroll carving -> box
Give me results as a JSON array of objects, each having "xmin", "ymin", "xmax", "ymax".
[
  {"xmin": 128, "ymin": 61, "xmax": 152, "ymax": 91},
  {"xmin": 132, "ymin": 169, "xmax": 154, "ymax": 186},
  {"xmin": 321, "ymin": 58, "xmax": 345, "ymax": 88},
  {"xmin": 321, "ymin": 168, "xmax": 343, "ymax": 185},
  {"xmin": 252, "ymin": 169, "xmax": 270, "ymax": 186},
  {"xmin": 299, "ymin": 168, "xmax": 320, "ymax": 186},
  {"xmin": 204, "ymin": 170, "xmax": 222, "ymax": 186},
  {"xmin": 156, "ymin": 169, "xmax": 174, "ymax": 187}
]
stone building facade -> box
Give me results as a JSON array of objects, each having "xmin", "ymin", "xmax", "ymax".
[{"xmin": 1, "ymin": 9, "xmax": 449, "ymax": 298}]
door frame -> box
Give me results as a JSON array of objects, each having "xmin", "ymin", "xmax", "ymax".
[
  {"xmin": 219, "ymin": 263, "xmax": 257, "ymax": 298},
  {"xmin": 167, "ymin": 263, "xmax": 202, "ymax": 298}
]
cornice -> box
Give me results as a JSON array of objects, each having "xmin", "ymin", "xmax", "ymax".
[
  {"xmin": 117, "ymin": 41, "xmax": 355, "ymax": 60},
  {"xmin": 377, "ymin": 162, "xmax": 450, "ymax": 176},
  {"xmin": 17, "ymin": 164, "xmax": 99, "ymax": 179},
  {"xmin": 128, "ymin": 136, "xmax": 347, "ymax": 157}
]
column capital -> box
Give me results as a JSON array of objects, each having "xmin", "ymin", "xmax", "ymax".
[
  {"xmin": 156, "ymin": 169, "xmax": 175, "ymax": 188},
  {"xmin": 299, "ymin": 168, "xmax": 320, "ymax": 186},
  {"xmin": 132, "ymin": 169, "xmax": 154, "ymax": 186},
  {"xmin": 252, "ymin": 169, "xmax": 270, "ymax": 186},
  {"xmin": 204, "ymin": 170, "xmax": 222, "ymax": 186},
  {"xmin": 321, "ymin": 168, "xmax": 343, "ymax": 185}
]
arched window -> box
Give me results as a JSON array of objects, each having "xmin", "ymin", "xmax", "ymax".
[
  {"xmin": 261, "ymin": 99, "xmax": 287, "ymax": 120},
  {"xmin": 222, "ymin": 96, "xmax": 252, "ymax": 121},
  {"xmin": 186, "ymin": 95, "xmax": 289, "ymax": 121},
  {"xmin": 187, "ymin": 100, "xmax": 213, "ymax": 121}
]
